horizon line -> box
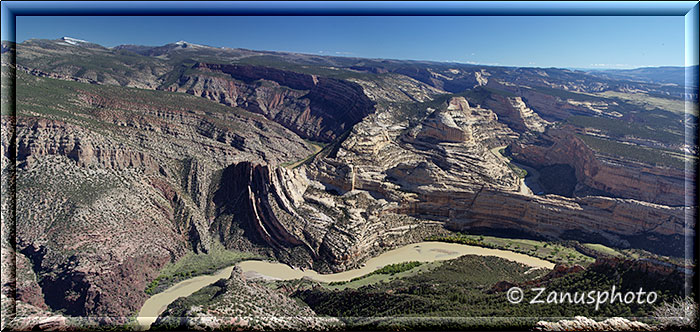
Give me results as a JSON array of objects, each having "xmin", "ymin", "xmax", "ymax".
[{"xmin": 4, "ymin": 37, "xmax": 689, "ymax": 72}]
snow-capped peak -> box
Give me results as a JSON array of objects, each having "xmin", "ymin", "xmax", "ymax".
[
  {"xmin": 61, "ymin": 36, "xmax": 88, "ymax": 45},
  {"xmin": 172, "ymin": 40, "xmax": 205, "ymax": 49}
]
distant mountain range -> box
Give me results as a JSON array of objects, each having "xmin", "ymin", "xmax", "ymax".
[
  {"xmin": 1, "ymin": 36, "xmax": 695, "ymax": 331},
  {"xmin": 585, "ymin": 65, "xmax": 699, "ymax": 88}
]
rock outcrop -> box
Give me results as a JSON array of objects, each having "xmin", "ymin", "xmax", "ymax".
[
  {"xmin": 534, "ymin": 316, "xmax": 653, "ymax": 331},
  {"xmin": 289, "ymin": 95, "xmax": 690, "ymax": 265},
  {"xmin": 164, "ymin": 63, "xmax": 376, "ymax": 142},
  {"xmin": 2, "ymin": 70, "xmax": 318, "ymax": 319},
  {"xmin": 152, "ymin": 267, "xmax": 340, "ymax": 331},
  {"xmin": 212, "ymin": 162, "xmax": 315, "ymax": 260},
  {"xmin": 415, "ymin": 98, "xmax": 474, "ymax": 143},
  {"xmin": 5, "ymin": 38, "xmax": 695, "ymax": 327},
  {"xmin": 483, "ymin": 94, "xmax": 551, "ymax": 133},
  {"xmin": 510, "ymin": 127, "xmax": 691, "ymax": 206},
  {"xmin": 203, "ymin": 94, "xmax": 693, "ymax": 273}
]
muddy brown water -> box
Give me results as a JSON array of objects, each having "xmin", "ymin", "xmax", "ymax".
[{"xmin": 137, "ymin": 241, "xmax": 554, "ymax": 329}]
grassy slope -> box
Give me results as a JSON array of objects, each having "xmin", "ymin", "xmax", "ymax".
[
  {"xmin": 145, "ymin": 241, "xmax": 260, "ymax": 295},
  {"xmin": 295, "ymin": 254, "xmax": 685, "ymax": 329},
  {"xmin": 593, "ymin": 90, "xmax": 686, "ymax": 115},
  {"xmin": 577, "ymin": 134, "xmax": 687, "ymax": 169},
  {"xmin": 426, "ymin": 233, "xmax": 598, "ymax": 266}
]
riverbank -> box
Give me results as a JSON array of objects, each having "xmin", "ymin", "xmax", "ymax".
[
  {"xmin": 137, "ymin": 241, "xmax": 554, "ymax": 329},
  {"xmin": 237, "ymin": 241, "xmax": 553, "ymax": 283}
]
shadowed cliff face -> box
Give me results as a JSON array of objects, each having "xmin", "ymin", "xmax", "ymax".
[
  {"xmin": 2, "ymin": 70, "xmax": 318, "ymax": 320},
  {"xmin": 221, "ymin": 96, "xmax": 692, "ymax": 265},
  {"xmin": 166, "ymin": 63, "xmax": 376, "ymax": 142},
  {"xmin": 510, "ymin": 128, "xmax": 692, "ymax": 207},
  {"xmin": 5, "ymin": 38, "xmax": 695, "ymax": 326},
  {"xmin": 213, "ymin": 161, "xmax": 319, "ymax": 262},
  {"xmin": 213, "ymin": 162, "xmax": 307, "ymax": 251}
]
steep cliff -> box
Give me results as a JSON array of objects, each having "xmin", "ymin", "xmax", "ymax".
[
  {"xmin": 227, "ymin": 95, "xmax": 692, "ymax": 270},
  {"xmin": 510, "ymin": 127, "xmax": 691, "ymax": 207},
  {"xmin": 163, "ymin": 63, "xmax": 376, "ymax": 142},
  {"xmin": 5, "ymin": 38, "xmax": 695, "ymax": 326},
  {"xmin": 2, "ymin": 71, "xmax": 317, "ymax": 318}
]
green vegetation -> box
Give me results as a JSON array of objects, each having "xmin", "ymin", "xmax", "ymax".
[
  {"xmin": 326, "ymin": 261, "xmax": 443, "ymax": 290},
  {"xmin": 583, "ymin": 243, "xmax": 623, "ymax": 257},
  {"xmin": 427, "ymin": 233, "xmax": 492, "ymax": 247},
  {"xmin": 281, "ymin": 139, "xmax": 327, "ymax": 168},
  {"xmin": 18, "ymin": 39, "xmax": 166, "ymax": 87},
  {"xmin": 529, "ymin": 86, "xmax": 607, "ymax": 103},
  {"xmin": 593, "ymin": 90, "xmax": 686, "ymax": 115},
  {"xmin": 14, "ymin": 70, "xmax": 269, "ymax": 132},
  {"xmin": 1, "ymin": 64, "xmax": 15, "ymax": 116},
  {"xmin": 566, "ymin": 115, "xmax": 683, "ymax": 146},
  {"xmin": 507, "ymin": 162, "xmax": 528, "ymax": 178},
  {"xmin": 295, "ymin": 254, "xmax": 687, "ymax": 329},
  {"xmin": 145, "ymin": 241, "xmax": 259, "ymax": 295},
  {"xmin": 296, "ymin": 255, "xmax": 550, "ymax": 325},
  {"xmin": 492, "ymin": 147, "xmax": 528, "ymax": 178},
  {"xmin": 328, "ymin": 261, "xmax": 423, "ymax": 287},
  {"xmin": 426, "ymin": 232, "xmax": 595, "ymax": 266},
  {"xmin": 233, "ymin": 55, "xmax": 379, "ymax": 81},
  {"xmin": 373, "ymin": 261, "xmax": 422, "ymax": 275},
  {"xmin": 577, "ymin": 134, "xmax": 686, "ymax": 169}
]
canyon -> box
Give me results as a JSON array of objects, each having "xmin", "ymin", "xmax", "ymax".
[{"xmin": 1, "ymin": 38, "xmax": 695, "ymax": 329}]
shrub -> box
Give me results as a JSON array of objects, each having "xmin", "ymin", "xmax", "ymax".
[{"xmin": 653, "ymin": 297, "xmax": 698, "ymax": 330}]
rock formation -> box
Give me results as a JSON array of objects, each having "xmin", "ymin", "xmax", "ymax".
[
  {"xmin": 207, "ymin": 95, "xmax": 692, "ymax": 272},
  {"xmin": 151, "ymin": 267, "xmax": 340, "ymax": 331},
  {"xmin": 534, "ymin": 316, "xmax": 653, "ymax": 331},
  {"xmin": 163, "ymin": 63, "xmax": 376, "ymax": 142},
  {"xmin": 3, "ymin": 38, "xmax": 694, "ymax": 327},
  {"xmin": 510, "ymin": 127, "xmax": 692, "ymax": 207},
  {"xmin": 2, "ymin": 69, "xmax": 317, "ymax": 319}
]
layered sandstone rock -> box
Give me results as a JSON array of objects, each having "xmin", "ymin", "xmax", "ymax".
[
  {"xmin": 2, "ymin": 70, "xmax": 318, "ymax": 318},
  {"xmin": 164, "ymin": 63, "xmax": 376, "ymax": 142},
  {"xmin": 239, "ymin": 95, "xmax": 693, "ymax": 270},
  {"xmin": 510, "ymin": 127, "xmax": 691, "ymax": 206}
]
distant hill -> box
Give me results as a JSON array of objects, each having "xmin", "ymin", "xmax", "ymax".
[{"xmin": 586, "ymin": 65, "xmax": 698, "ymax": 88}]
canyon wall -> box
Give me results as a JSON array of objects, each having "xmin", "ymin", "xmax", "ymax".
[
  {"xmin": 163, "ymin": 63, "xmax": 376, "ymax": 142},
  {"xmin": 510, "ymin": 128, "xmax": 691, "ymax": 207}
]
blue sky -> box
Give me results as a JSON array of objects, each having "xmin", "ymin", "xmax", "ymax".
[{"xmin": 15, "ymin": 15, "xmax": 685, "ymax": 69}]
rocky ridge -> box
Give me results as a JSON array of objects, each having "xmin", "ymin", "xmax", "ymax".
[
  {"xmin": 510, "ymin": 127, "xmax": 691, "ymax": 206},
  {"xmin": 2, "ymin": 38, "xmax": 695, "ymax": 328},
  {"xmin": 534, "ymin": 316, "xmax": 654, "ymax": 331},
  {"xmin": 151, "ymin": 267, "xmax": 340, "ymax": 331},
  {"xmin": 2, "ymin": 68, "xmax": 318, "ymax": 320},
  {"xmin": 163, "ymin": 63, "xmax": 376, "ymax": 142}
]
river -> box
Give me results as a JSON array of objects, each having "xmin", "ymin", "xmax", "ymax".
[
  {"xmin": 489, "ymin": 146, "xmax": 545, "ymax": 195},
  {"xmin": 137, "ymin": 241, "xmax": 554, "ymax": 329}
]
